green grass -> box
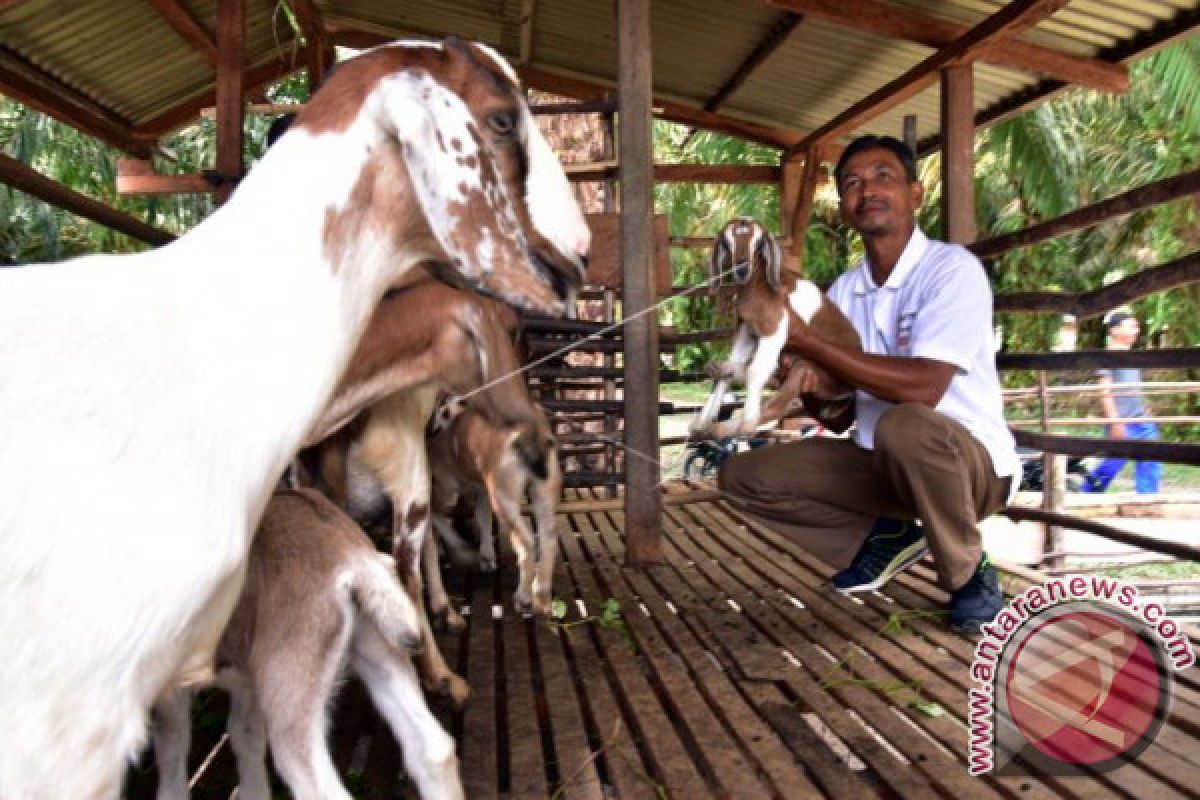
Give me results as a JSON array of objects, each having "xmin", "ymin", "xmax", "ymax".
[
  {"xmin": 661, "ymin": 381, "xmax": 715, "ymax": 405},
  {"xmin": 1097, "ymin": 560, "xmax": 1200, "ymax": 581}
]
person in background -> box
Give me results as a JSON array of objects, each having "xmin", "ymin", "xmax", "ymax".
[
  {"xmin": 1081, "ymin": 310, "xmax": 1162, "ymax": 494},
  {"xmin": 718, "ymin": 135, "xmax": 1020, "ymax": 634}
]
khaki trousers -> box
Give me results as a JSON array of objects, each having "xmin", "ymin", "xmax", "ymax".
[{"xmin": 717, "ymin": 403, "xmax": 1011, "ymax": 591}]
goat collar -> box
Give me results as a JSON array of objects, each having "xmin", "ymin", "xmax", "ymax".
[{"xmin": 854, "ymin": 227, "xmax": 928, "ymax": 295}]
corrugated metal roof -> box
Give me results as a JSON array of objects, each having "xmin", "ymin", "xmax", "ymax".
[{"xmin": 0, "ymin": 0, "xmax": 1196, "ymax": 147}]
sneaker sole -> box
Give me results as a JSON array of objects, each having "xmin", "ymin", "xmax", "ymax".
[{"xmin": 834, "ymin": 540, "xmax": 929, "ymax": 594}]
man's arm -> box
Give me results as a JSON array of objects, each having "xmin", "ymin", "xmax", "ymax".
[
  {"xmin": 789, "ymin": 331, "xmax": 956, "ymax": 408},
  {"xmin": 1096, "ymin": 373, "xmax": 1125, "ymax": 438}
]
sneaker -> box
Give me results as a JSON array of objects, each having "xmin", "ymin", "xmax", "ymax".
[
  {"xmin": 830, "ymin": 519, "xmax": 928, "ymax": 593},
  {"xmin": 949, "ymin": 555, "xmax": 1003, "ymax": 634}
]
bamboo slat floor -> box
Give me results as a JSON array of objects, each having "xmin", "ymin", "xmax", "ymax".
[{"xmin": 127, "ymin": 484, "xmax": 1200, "ymax": 799}]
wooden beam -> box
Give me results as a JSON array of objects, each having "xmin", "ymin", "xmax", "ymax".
[
  {"xmin": 940, "ymin": 64, "xmax": 974, "ymax": 244},
  {"xmin": 0, "ymin": 153, "xmax": 173, "ymax": 246},
  {"xmin": 518, "ymin": 0, "xmax": 536, "ymax": 65},
  {"xmin": 0, "ymin": 46, "xmax": 150, "ymax": 157},
  {"xmin": 1003, "ymin": 506, "xmax": 1200, "ymax": 560},
  {"xmin": 617, "ymin": 0, "xmax": 662, "ymax": 565},
  {"xmin": 135, "ymin": 58, "xmax": 300, "ymax": 140},
  {"xmin": 992, "ymin": 251, "xmax": 1200, "ymax": 318},
  {"xmin": 567, "ymin": 161, "xmax": 781, "ymax": 183},
  {"xmin": 787, "ymin": 0, "xmax": 1071, "ymax": 157},
  {"xmin": 996, "ymin": 348, "xmax": 1200, "ymax": 372},
  {"xmin": 703, "ymin": 12, "xmax": 803, "ymax": 112},
  {"xmin": 752, "ymin": 0, "xmax": 1128, "ymax": 93},
  {"xmin": 971, "ymin": 168, "xmax": 1200, "ymax": 260},
  {"xmin": 115, "ymin": 158, "xmax": 215, "ymax": 195},
  {"xmin": 780, "ymin": 154, "xmax": 803, "ymax": 247},
  {"xmin": 1012, "ymin": 431, "xmax": 1200, "ymax": 468},
  {"xmin": 145, "ymin": 0, "xmax": 218, "ymax": 66},
  {"xmin": 215, "ymin": 0, "xmax": 244, "ymax": 205}
]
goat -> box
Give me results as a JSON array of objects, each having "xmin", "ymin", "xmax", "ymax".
[
  {"xmin": 0, "ymin": 38, "xmax": 588, "ymax": 800},
  {"xmin": 152, "ymin": 488, "xmax": 462, "ymax": 800},
  {"xmin": 427, "ymin": 398, "xmax": 562, "ymax": 617},
  {"xmin": 690, "ymin": 218, "xmax": 860, "ymax": 440},
  {"xmin": 301, "ymin": 278, "xmax": 540, "ymax": 709}
]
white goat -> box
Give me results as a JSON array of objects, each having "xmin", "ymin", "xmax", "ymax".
[
  {"xmin": 152, "ymin": 488, "xmax": 461, "ymax": 800},
  {"xmin": 691, "ymin": 218, "xmax": 860, "ymax": 440},
  {"xmin": 0, "ymin": 38, "xmax": 588, "ymax": 800}
]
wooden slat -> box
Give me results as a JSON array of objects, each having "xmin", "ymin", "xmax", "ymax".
[
  {"xmin": 584, "ymin": 507, "xmax": 835, "ymax": 797},
  {"xmin": 503, "ymin": 609, "xmax": 550, "ymax": 799},
  {"xmin": 461, "ymin": 581, "xmax": 500, "ymax": 800},
  {"xmin": 572, "ymin": 511, "xmax": 783, "ymax": 797},
  {"xmin": 556, "ymin": 512, "xmax": 716, "ymax": 797},
  {"xmin": 528, "ymin": 608, "xmax": 607, "ymax": 800}
]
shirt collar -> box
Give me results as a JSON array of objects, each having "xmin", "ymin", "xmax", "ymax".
[{"xmin": 853, "ymin": 227, "xmax": 929, "ymax": 295}]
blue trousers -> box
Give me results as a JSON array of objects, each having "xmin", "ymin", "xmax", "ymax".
[{"xmin": 1085, "ymin": 422, "xmax": 1162, "ymax": 494}]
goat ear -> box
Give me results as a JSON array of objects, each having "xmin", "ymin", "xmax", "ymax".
[
  {"xmin": 373, "ymin": 69, "xmax": 563, "ymax": 316},
  {"xmin": 761, "ymin": 231, "xmax": 784, "ymax": 290},
  {"xmin": 709, "ymin": 233, "xmax": 731, "ymax": 292}
]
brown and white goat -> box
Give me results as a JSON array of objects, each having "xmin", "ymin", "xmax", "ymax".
[
  {"xmin": 690, "ymin": 218, "xmax": 860, "ymax": 439},
  {"xmin": 426, "ymin": 398, "xmax": 562, "ymax": 617},
  {"xmin": 0, "ymin": 39, "xmax": 588, "ymax": 799},
  {"xmin": 302, "ymin": 277, "xmax": 541, "ymax": 708},
  {"xmin": 152, "ymin": 488, "xmax": 463, "ymax": 800}
]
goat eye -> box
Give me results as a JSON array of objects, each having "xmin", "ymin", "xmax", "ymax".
[{"xmin": 488, "ymin": 111, "xmax": 517, "ymax": 136}]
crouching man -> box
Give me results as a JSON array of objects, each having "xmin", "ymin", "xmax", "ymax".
[{"xmin": 718, "ymin": 135, "xmax": 1020, "ymax": 633}]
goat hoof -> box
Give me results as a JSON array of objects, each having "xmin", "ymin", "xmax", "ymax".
[
  {"xmin": 440, "ymin": 673, "xmax": 471, "ymax": 710},
  {"xmin": 431, "ymin": 606, "xmax": 466, "ymax": 634},
  {"xmin": 531, "ymin": 593, "xmax": 554, "ymax": 617},
  {"xmin": 513, "ymin": 592, "xmax": 534, "ymax": 615},
  {"xmin": 479, "ymin": 555, "xmax": 498, "ymax": 573}
]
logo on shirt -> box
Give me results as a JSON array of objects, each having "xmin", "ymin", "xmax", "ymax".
[{"xmin": 897, "ymin": 310, "xmax": 917, "ymax": 353}]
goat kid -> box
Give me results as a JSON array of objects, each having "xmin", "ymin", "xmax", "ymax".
[
  {"xmin": 303, "ymin": 280, "xmax": 541, "ymax": 709},
  {"xmin": 153, "ymin": 488, "xmax": 463, "ymax": 800},
  {"xmin": 691, "ymin": 218, "xmax": 861, "ymax": 440},
  {"xmin": 427, "ymin": 397, "xmax": 562, "ymax": 617},
  {"xmin": 0, "ymin": 38, "xmax": 587, "ymax": 800}
]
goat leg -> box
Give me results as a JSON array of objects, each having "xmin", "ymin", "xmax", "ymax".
[{"xmin": 423, "ymin": 525, "xmax": 466, "ymax": 633}]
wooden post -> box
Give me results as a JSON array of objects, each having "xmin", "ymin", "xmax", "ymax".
[
  {"xmin": 789, "ymin": 147, "xmax": 822, "ymax": 275},
  {"xmin": 780, "ymin": 154, "xmax": 803, "ymax": 263},
  {"xmin": 1037, "ymin": 370, "xmax": 1065, "ymax": 570},
  {"xmin": 902, "ymin": 113, "xmax": 917, "ymax": 154},
  {"xmin": 215, "ymin": 0, "xmax": 245, "ymax": 205},
  {"xmin": 618, "ymin": 0, "xmax": 662, "ymax": 564},
  {"xmin": 940, "ymin": 64, "xmax": 975, "ymax": 244}
]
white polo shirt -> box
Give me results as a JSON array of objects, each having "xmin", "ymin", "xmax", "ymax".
[{"xmin": 826, "ymin": 227, "xmax": 1020, "ymax": 485}]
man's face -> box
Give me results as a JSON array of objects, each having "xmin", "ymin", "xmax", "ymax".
[
  {"xmin": 1109, "ymin": 317, "xmax": 1140, "ymax": 346},
  {"xmin": 838, "ymin": 147, "xmax": 924, "ymax": 239}
]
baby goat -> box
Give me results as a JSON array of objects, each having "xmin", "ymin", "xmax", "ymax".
[
  {"xmin": 427, "ymin": 398, "xmax": 561, "ymax": 617},
  {"xmin": 691, "ymin": 218, "xmax": 861, "ymax": 440},
  {"xmin": 152, "ymin": 488, "xmax": 462, "ymax": 800}
]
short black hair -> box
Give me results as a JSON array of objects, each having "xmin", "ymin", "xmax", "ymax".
[{"xmin": 834, "ymin": 135, "xmax": 918, "ymax": 194}]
